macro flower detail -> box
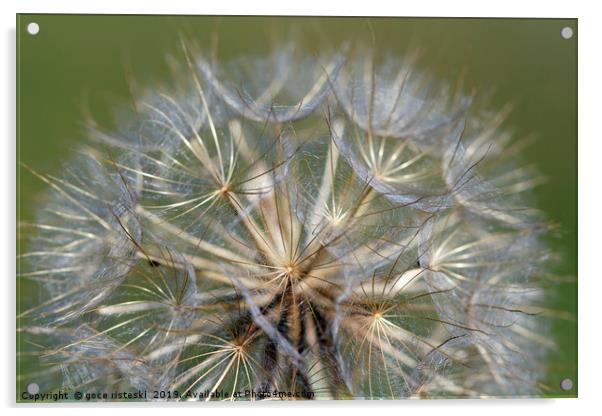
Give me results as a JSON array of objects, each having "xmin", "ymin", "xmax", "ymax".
[
  {"xmin": 197, "ymin": 45, "xmax": 346, "ymax": 123},
  {"xmin": 19, "ymin": 153, "xmax": 141, "ymax": 324},
  {"xmin": 18, "ymin": 42, "xmax": 554, "ymax": 400}
]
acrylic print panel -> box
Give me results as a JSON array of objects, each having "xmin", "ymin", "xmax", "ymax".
[{"xmin": 16, "ymin": 15, "xmax": 577, "ymax": 402}]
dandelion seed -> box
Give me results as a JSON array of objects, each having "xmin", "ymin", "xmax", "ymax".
[
  {"xmin": 19, "ymin": 153, "xmax": 141, "ymax": 324},
  {"xmin": 197, "ymin": 44, "xmax": 346, "ymax": 123}
]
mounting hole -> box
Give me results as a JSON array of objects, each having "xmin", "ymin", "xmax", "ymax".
[
  {"xmin": 27, "ymin": 383, "xmax": 40, "ymax": 395},
  {"xmin": 560, "ymin": 378, "xmax": 574, "ymax": 391},
  {"xmin": 26, "ymin": 22, "xmax": 40, "ymax": 35},
  {"xmin": 561, "ymin": 26, "xmax": 573, "ymax": 40}
]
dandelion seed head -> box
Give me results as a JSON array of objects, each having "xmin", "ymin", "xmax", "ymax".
[{"xmin": 19, "ymin": 40, "xmax": 558, "ymax": 400}]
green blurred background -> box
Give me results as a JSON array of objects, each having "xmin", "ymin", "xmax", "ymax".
[{"xmin": 16, "ymin": 15, "xmax": 577, "ymax": 398}]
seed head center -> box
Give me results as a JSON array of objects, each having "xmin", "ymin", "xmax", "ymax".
[
  {"xmin": 282, "ymin": 263, "xmax": 299, "ymax": 279},
  {"xmin": 218, "ymin": 184, "xmax": 231, "ymax": 196}
]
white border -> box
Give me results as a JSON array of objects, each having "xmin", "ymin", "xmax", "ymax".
[
  {"xmin": 2, "ymin": 1, "xmax": 599, "ymax": 415},
  {"xmin": 0, "ymin": 0, "xmax": 584, "ymax": 17}
]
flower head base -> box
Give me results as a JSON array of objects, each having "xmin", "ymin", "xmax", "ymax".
[{"xmin": 19, "ymin": 41, "xmax": 556, "ymax": 400}]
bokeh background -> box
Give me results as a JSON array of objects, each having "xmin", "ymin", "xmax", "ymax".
[{"xmin": 16, "ymin": 15, "xmax": 577, "ymax": 398}]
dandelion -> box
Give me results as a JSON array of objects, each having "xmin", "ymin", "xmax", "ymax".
[{"xmin": 18, "ymin": 40, "xmax": 555, "ymax": 400}]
